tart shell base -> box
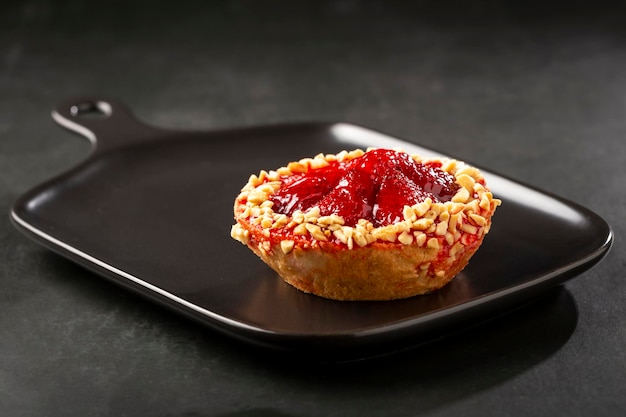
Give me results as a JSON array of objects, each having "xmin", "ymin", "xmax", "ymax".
[{"xmin": 245, "ymin": 238, "xmax": 483, "ymax": 301}]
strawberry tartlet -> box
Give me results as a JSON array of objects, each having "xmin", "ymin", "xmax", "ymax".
[{"xmin": 231, "ymin": 148, "xmax": 500, "ymax": 301}]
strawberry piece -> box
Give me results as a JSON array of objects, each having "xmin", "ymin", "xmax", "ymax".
[
  {"xmin": 317, "ymin": 169, "xmax": 376, "ymax": 226},
  {"xmin": 372, "ymin": 171, "xmax": 430, "ymax": 226}
]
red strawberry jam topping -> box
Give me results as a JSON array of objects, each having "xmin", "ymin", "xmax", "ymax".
[{"xmin": 270, "ymin": 149, "xmax": 460, "ymax": 227}]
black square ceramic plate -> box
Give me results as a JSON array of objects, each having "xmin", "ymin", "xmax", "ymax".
[{"xmin": 11, "ymin": 98, "xmax": 612, "ymax": 360}]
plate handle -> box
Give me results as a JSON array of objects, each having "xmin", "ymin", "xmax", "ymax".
[{"xmin": 51, "ymin": 97, "xmax": 160, "ymax": 154}]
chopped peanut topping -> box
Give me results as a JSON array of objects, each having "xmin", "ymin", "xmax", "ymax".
[
  {"xmin": 280, "ymin": 240, "xmax": 295, "ymax": 254},
  {"xmin": 232, "ymin": 149, "xmax": 501, "ymax": 252},
  {"xmin": 427, "ymin": 237, "xmax": 440, "ymax": 250}
]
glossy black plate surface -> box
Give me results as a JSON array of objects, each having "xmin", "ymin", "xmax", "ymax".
[{"xmin": 10, "ymin": 98, "xmax": 613, "ymax": 359}]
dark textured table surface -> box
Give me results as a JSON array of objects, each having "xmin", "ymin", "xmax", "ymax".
[{"xmin": 1, "ymin": 1, "xmax": 625, "ymax": 416}]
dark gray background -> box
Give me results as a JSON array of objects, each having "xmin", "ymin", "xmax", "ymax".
[{"xmin": 1, "ymin": 1, "xmax": 624, "ymax": 416}]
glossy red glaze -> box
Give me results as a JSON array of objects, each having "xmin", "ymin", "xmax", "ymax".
[{"xmin": 270, "ymin": 149, "xmax": 460, "ymax": 227}]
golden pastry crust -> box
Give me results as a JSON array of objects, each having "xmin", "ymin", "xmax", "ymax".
[{"xmin": 231, "ymin": 148, "xmax": 500, "ymax": 301}]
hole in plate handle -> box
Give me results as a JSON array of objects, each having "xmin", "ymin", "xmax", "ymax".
[{"xmin": 69, "ymin": 101, "xmax": 112, "ymax": 119}]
